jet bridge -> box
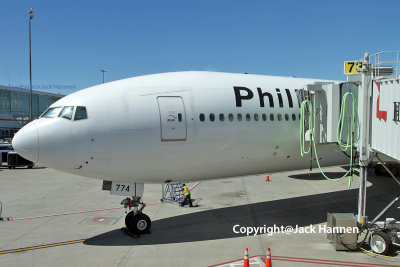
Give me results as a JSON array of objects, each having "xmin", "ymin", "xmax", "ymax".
[
  {"xmin": 304, "ymin": 51, "xmax": 400, "ymax": 161},
  {"xmin": 301, "ymin": 51, "xmax": 400, "ymax": 255}
]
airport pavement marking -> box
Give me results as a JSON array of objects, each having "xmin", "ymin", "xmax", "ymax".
[
  {"xmin": 0, "ymin": 207, "xmax": 125, "ymax": 222},
  {"xmin": 209, "ymin": 255, "xmax": 400, "ymax": 267},
  {"xmin": 0, "ymin": 203, "xmax": 166, "ymax": 223},
  {"xmin": 0, "ymin": 239, "xmax": 86, "ymax": 255},
  {"xmin": 0, "ymin": 182, "xmax": 201, "ymax": 222}
]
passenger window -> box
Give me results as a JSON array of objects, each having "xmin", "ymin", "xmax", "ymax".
[
  {"xmin": 254, "ymin": 114, "xmax": 259, "ymax": 121},
  {"xmin": 178, "ymin": 113, "xmax": 182, "ymax": 122},
  {"xmin": 285, "ymin": 114, "xmax": 289, "ymax": 121},
  {"xmin": 219, "ymin": 113, "xmax": 225, "ymax": 121},
  {"xmin": 277, "ymin": 114, "xmax": 282, "ymax": 121},
  {"xmin": 200, "ymin": 113, "xmax": 205, "ymax": 121},
  {"xmin": 246, "ymin": 114, "xmax": 251, "ymax": 121},
  {"xmin": 210, "ymin": 113, "xmax": 215, "ymax": 121},
  {"xmin": 41, "ymin": 107, "xmax": 62, "ymax": 118},
  {"xmin": 292, "ymin": 114, "xmax": 296, "ymax": 121},
  {"xmin": 74, "ymin": 106, "xmax": 88, "ymax": 120},
  {"xmin": 237, "ymin": 114, "xmax": 242, "ymax": 121},
  {"xmin": 58, "ymin": 106, "xmax": 74, "ymax": 120},
  {"xmin": 270, "ymin": 114, "xmax": 274, "ymax": 121},
  {"xmin": 262, "ymin": 114, "xmax": 267, "ymax": 121},
  {"xmin": 228, "ymin": 113, "xmax": 234, "ymax": 121}
]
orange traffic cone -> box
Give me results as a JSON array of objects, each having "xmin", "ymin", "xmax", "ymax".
[
  {"xmin": 265, "ymin": 248, "xmax": 272, "ymax": 267},
  {"xmin": 243, "ymin": 248, "xmax": 249, "ymax": 267},
  {"xmin": 266, "ymin": 175, "xmax": 270, "ymax": 182}
]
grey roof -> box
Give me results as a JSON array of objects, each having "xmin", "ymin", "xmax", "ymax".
[{"xmin": 0, "ymin": 85, "xmax": 65, "ymax": 98}]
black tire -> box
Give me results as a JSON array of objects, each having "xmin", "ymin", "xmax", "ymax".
[
  {"xmin": 370, "ymin": 231, "xmax": 392, "ymax": 255},
  {"xmin": 129, "ymin": 213, "xmax": 151, "ymax": 235},
  {"xmin": 27, "ymin": 166, "xmax": 33, "ymax": 169},
  {"xmin": 125, "ymin": 211, "xmax": 135, "ymax": 229}
]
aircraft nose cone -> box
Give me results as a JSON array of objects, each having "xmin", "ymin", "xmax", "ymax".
[{"xmin": 12, "ymin": 121, "xmax": 39, "ymax": 163}]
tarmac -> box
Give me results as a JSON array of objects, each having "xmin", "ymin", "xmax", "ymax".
[{"xmin": 0, "ymin": 165, "xmax": 400, "ymax": 267}]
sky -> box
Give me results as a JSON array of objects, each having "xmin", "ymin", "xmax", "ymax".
[{"xmin": 1, "ymin": 0, "xmax": 400, "ymax": 95}]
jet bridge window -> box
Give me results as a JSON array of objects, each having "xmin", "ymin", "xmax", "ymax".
[
  {"xmin": 41, "ymin": 107, "xmax": 62, "ymax": 118},
  {"xmin": 58, "ymin": 106, "xmax": 74, "ymax": 120},
  {"xmin": 74, "ymin": 106, "xmax": 88, "ymax": 120}
]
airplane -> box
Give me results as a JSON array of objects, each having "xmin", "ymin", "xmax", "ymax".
[{"xmin": 12, "ymin": 71, "xmax": 348, "ymax": 235}]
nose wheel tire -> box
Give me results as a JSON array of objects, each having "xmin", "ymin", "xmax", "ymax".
[
  {"xmin": 126, "ymin": 213, "xmax": 151, "ymax": 235},
  {"xmin": 125, "ymin": 211, "xmax": 135, "ymax": 229},
  {"xmin": 370, "ymin": 231, "xmax": 392, "ymax": 255}
]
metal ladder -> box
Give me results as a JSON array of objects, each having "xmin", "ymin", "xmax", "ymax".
[{"xmin": 161, "ymin": 183, "xmax": 183, "ymax": 204}]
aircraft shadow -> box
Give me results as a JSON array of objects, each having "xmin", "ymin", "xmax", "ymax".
[
  {"xmin": 288, "ymin": 171, "xmax": 350, "ymax": 180},
  {"xmin": 84, "ymin": 177, "xmax": 400, "ymax": 246},
  {"xmin": 288, "ymin": 166, "xmax": 381, "ymax": 181}
]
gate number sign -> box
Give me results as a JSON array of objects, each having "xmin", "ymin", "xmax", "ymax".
[{"xmin": 344, "ymin": 61, "xmax": 363, "ymax": 74}]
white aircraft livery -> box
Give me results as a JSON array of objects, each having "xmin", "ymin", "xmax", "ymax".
[{"xmin": 12, "ymin": 71, "xmax": 347, "ymax": 234}]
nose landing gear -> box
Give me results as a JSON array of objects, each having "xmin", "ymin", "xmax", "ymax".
[{"xmin": 121, "ymin": 197, "xmax": 151, "ymax": 235}]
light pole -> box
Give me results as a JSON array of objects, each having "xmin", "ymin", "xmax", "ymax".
[
  {"xmin": 101, "ymin": 69, "xmax": 108, "ymax": 83},
  {"xmin": 29, "ymin": 8, "xmax": 34, "ymax": 122}
]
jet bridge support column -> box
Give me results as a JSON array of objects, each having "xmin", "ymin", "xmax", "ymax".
[{"xmin": 357, "ymin": 53, "xmax": 372, "ymax": 222}]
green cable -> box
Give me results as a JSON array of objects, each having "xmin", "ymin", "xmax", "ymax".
[{"xmin": 300, "ymin": 92, "xmax": 360, "ymax": 188}]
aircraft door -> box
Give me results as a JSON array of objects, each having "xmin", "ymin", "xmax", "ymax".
[{"xmin": 157, "ymin": 97, "xmax": 187, "ymax": 141}]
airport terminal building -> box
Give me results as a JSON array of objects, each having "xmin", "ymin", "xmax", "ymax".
[{"xmin": 0, "ymin": 85, "xmax": 63, "ymax": 139}]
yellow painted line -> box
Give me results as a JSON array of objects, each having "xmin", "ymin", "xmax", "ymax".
[{"xmin": 0, "ymin": 239, "xmax": 86, "ymax": 255}]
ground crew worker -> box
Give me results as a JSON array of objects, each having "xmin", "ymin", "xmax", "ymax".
[{"xmin": 180, "ymin": 183, "xmax": 193, "ymax": 207}]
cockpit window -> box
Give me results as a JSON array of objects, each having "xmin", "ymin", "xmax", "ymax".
[
  {"xmin": 74, "ymin": 106, "xmax": 88, "ymax": 120},
  {"xmin": 40, "ymin": 107, "xmax": 62, "ymax": 118},
  {"xmin": 58, "ymin": 106, "xmax": 74, "ymax": 120}
]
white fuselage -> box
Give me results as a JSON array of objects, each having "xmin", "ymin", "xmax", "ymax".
[{"xmin": 12, "ymin": 71, "xmax": 346, "ymax": 183}]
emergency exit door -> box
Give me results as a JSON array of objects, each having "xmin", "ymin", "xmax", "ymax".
[{"xmin": 157, "ymin": 97, "xmax": 187, "ymax": 141}]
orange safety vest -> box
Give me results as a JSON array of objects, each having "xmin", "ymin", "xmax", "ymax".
[{"xmin": 183, "ymin": 185, "xmax": 191, "ymax": 196}]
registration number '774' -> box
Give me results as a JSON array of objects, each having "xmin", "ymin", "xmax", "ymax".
[
  {"xmin": 111, "ymin": 182, "xmax": 135, "ymax": 196},
  {"xmin": 115, "ymin": 184, "xmax": 129, "ymax": 192}
]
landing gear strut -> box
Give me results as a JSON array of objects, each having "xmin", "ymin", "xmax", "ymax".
[{"xmin": 121, "ymin": 197, "xmax": 151, "ymax": 235}]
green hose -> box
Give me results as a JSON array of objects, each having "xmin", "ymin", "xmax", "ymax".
[{"xmin": 300, "ymin": 92, "xmax": 360, "ymax": 188}]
